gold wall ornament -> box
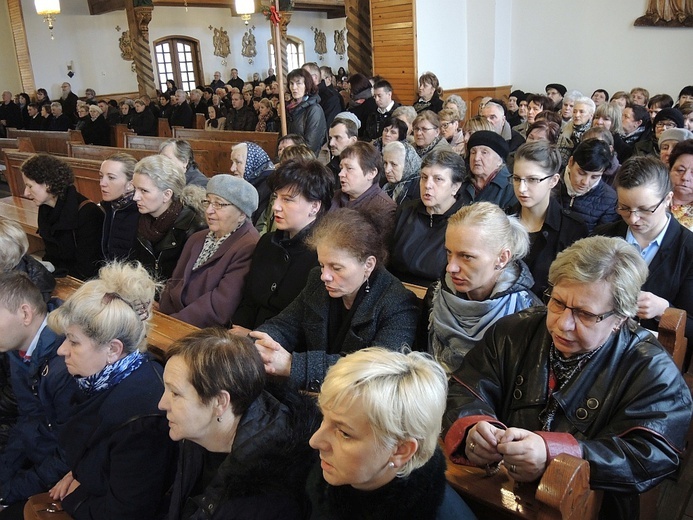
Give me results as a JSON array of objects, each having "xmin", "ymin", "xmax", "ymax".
[
  {"xmin": 212, "ymin": 27, "xmax": 230, "ymax": 58},
  {"xmin": 312, "ymin": 27, "xmax": 327, "ymax": 56},
  {"xmin": 119, "ymin": 30, "xmax": 134, "ymax": 61},
  {"xmin": 334, "ymin": 29, "xmax": 346, "ymax": 58},
  {"xmin": 241, "ymin": 27, "xmax": 257, "ymax": 59},
  {"xmin": 635, "ymin": 0, "xmax": 693, "ymax": 26}
]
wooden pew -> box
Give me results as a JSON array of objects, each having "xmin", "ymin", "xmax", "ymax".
[
  {"xmin": 194, "ymin": 113, "xmax": 206, "ymax": 129},
  {"xmin": 114, "ymin": 123, "xmax": 134, "ymax": 148},
  {"xmin": 4, "ymin": 151, "xmax": 102, "ymax": 203},
  {"xmin": 67, "ymin": 143, "xmax": 156, "ymax": 162},
  {"xmin": 123, "ymin": 134, "xmax": 220, "ymax": 176},
  {"xmin": 0, "ymin": 195, "xmax": 42, "ymax": 254},
  {"xmin": 6, "ymin": 129, "xmax": 84, "ymax": 156},
  {"xmin": 158, "ymin": 118, "xmax": 172, "ymax": 138},
  {"xmin": 172, "ymin": 128, "xmax": 279, "ymax": 159}
]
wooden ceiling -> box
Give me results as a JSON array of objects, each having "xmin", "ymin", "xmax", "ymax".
[{"xmin": 88, "ymin": 0, "xmax": 345, "ymax": 18}]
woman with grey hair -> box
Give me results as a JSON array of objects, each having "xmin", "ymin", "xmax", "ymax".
[
  {"xmin": 382, "ymin": 140, "xmax": 421, "ymax": 205},
  {"xmin": 444, "ymin": 94, "xmax": 467, "ymax": 122},
  {"xmin": 557, "ymin": 96, "xmax": 596, "ymax": 168},
  {"xmin": 308, "ymin": 347, "xmax": 476, "ymax": 519},
  {"xmin": 444, "ymin": 235, "xmax": 692, "ymax": 518},
  {"xmin": 158, "ymin": 138, "xmax": 208, "ymax": 187}
]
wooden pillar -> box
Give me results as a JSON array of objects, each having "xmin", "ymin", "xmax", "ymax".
[
  {"xmin": 125, "ymin": 0, "xmax": 157, "ymax": 98},
  {"xmin": 344, "ymin": 0, "xmax": 373, "ymax": 77},
  {"xmin": 7, "ymin": 0, "xmax": 35, "ymax": 96}
]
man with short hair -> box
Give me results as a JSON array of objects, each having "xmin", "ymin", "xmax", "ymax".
[
  {"xmin": 0, "ymin": 91, "xmax": 23, "ymax": 134},
  {"xmin": 210, "ymin": 71, "xmax": 225, "ymax": 91},
  {"xmin": 48, "ymin": 102, "xmax": 70, "ymax": 131},
  {"xmin": 26, "ymin": 103, "xmax": 42, "ymax": 130},
  {"xmin": 364, "ymin": 79, "xmax": 401, "ymax": 141},
  {"xmin": 226, "ymin": 68, "xmax": 245, "ymax": 91},
  {"xmin": 0, "ymin": 272, "xmax": 78, "ymax": 507},
  {"xmin": 264, "ymin": 68, "xmax": 276, "ymax": 85},
  {"xmin": 59, "ymin": 82, "xmax": 79, "ymax": 125},
  {"xmin": 169, "ymin": 89, "xmax": 194, "ymax": 128},
  {"xmin": 481, "ymin": 100, "xmax": 525, "ymax": 154},
  {"xmin": 84, "ymin": 88, "xmax": 97, "ymax": 105},
  {"xmin": 224, "ymin": 92, "xmax": 257, "ymax": 131},
  {"xmin": 327, "ymin": 115, "xmax": 359, "ymax": 177},
  {"xmin": 98, "ymin": 99, "xmax": 119, "ymax": 126},
  {"xmin": 189, "ymin": 89, "xmax": 208, "ymax": 116},
  {"xmin": 302, "ymin": 62, "xmax": 341, "ymax": 128}
]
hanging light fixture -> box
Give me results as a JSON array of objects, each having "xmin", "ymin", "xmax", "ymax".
[
  {"xmin": 35, "ymin": 0, "xmax": 60, "ymax": 39},
  {"xmin": 235, "ymin": 0, "xmax": 254, "ymax": 25}
]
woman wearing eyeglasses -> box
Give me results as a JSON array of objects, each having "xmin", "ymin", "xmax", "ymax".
[
  {"xmin": 443, "ymin": 236, "xmax": 692, "ymax": 519},
  {"xmin": 508, "ymin": 142, "xmax": 588, "ymax": 296},
  {"xmin": 593, "ymin": 156, "xmax": 693, "ymax": 343},
  {"xmin": 159, "ymin": 175, "xmax": 260, "ymax": 328},
  {"xmin": 412, "ymin": 111, "xmax": 453, "ymax": 159}
]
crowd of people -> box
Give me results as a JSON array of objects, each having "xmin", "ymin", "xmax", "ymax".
[{"xmin": 0, "ymin": 68, "xmax": 691, "ymax": 519}]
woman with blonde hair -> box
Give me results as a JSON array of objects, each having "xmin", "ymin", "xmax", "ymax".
[
  {"xmin": 47, "ymin": 262, "xmax": 175, "ymax": 518},
  {"xmin": 413, "ymin": 111, "xmax": 453, "ymax": 158},
  {"xmin": 422, "ymin": 202, "xmax": 541, "ymax": 372},
  {"xmin": 308, "ymin": 347, "xmax": 475, "ymax": 519}
]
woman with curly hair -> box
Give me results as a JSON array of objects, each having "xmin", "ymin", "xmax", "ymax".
[{"xmin": 20, "ymin": 154, "xmax": 104, "ymax": 280}]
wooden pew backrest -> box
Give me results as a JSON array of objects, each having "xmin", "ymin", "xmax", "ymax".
[
  {"xmin": 172, "ymin": 128, "xmax": 279, "ymax": 158},
  {"xmin": 7, "ymin": 129, "xmax": 84, "ymax": 156}
]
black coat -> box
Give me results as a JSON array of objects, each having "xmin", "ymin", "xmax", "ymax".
[
  {"xmin": 553, "ymin": 178, "xmax": 619, "ymax": 233},
  {"xmin": 170, "ymin": 102, "xmax": 194, "ymax": 129},
  {"xmin": 508, "ymin": 199, "xmax": 588, "ymax": 296},
  {"xmin": 593, "ymin": 217, "xmax": 693, "ymax": 340},
  {"xmin": 101, "ymin": 196, "xmax": 139, "ymax": 261},
  {"xmin": 0, "ymin": 101, "xmax": 23, "ymax": 130},
  {"xmin": 15, "ymin": 254, "xmax": 55, "ymax": 302},
  {"xmin": 318, "ymin": 81, "xmax": 343, "ymax": 128},
  {"xmin": 307, "ymin": 448, "xmax": 475, "ymax": 520},
  {"xmin": 167, "ymin": 390, "xmax": 319, "ymax": 520},
  {"xmin": 287, "ymin": 95, "xmax": 327, "ymax": 155},
  {"xmin": 233, "ymin": 226, "xmax": 319, "ymax": 329},
  {"xmin": 129, "ymin": 108, "xmax": 158, "ymax": 136},
  {"xmin": 61, "ymin": 358, "xmax": 176, "ymax": 520},
  {"xmin": 49, "ymin": 114, "xmax": 70, "ymax": 132},
  {"xmin": 444, "ymin": 308, "xmax": 692, "ymax": 518},
  {"xmin": 37, "ymin": 185, "xmax": 104, "ymax": 280},
  {"xmin": 224, "ymin": 104, "xmax": 258, "ymax": 131},
  {"xmin": 134, "ymin": 205, "xmax": 206, "ymax": 282},
  {"xmin": 390, "ymin": 197, "xmax": 465, "ymax": 286},
  {"xmin": 81, "ymin": 116, "xmax": 110, "ymax": 146}
]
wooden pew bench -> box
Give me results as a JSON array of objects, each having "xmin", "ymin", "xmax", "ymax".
[
  {"xmin": 0, "ymin": 195, "xmax": 43, "ymax": 254},
  {"xmin": 173, "ymin": 128, "xmax": 279, "ymax": 159},
  {"xmin": 6, "ymin": 129, "xmax": 84, "ymax": 156},
  {"xmin": 124, "ymin": 134, "xmax": 225, "ymax": 176},
  {"xmin": 4, "ymin": 151, "xmax": 102, "ymax": 202}
]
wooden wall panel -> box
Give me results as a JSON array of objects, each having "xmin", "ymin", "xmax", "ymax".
[
  {"xmin": 446, "ymin": 86, "xmax": 512, "ymax": 119},
  {"xmin": 370, "ymin": 0, "xmax": 416, "ymax": 105},
  {"xmin": 7, "ymin": 0, "xmax": 35, "ymax": 96},
  {"xmin": 345, "ymin": 0, "xmax": 373, "ymax": 77}
]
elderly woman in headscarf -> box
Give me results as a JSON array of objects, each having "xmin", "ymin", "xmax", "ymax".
[
  {"xmin": 230, "ymin": 142, "xmax": 275, "ymax": 225},
  {"xmin": 382, "ymin": 141, "xmax": 422, "ymax": 205}
]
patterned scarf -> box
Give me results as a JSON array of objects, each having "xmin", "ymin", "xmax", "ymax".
[
  {"xmin": 415, "ymin": 135, "xmax": 444, "ymax": 158},
  {"xmin": 111, "ymin": 191, "xmax": 134, "ymax": 210},
  {"xmin": 192, "ymin": 230, "xmax": 231, "ymax": 270},
  {"xmin": 76, "ymin": 350, "xmax": 145, "ymax": 397},
  {"xmin": 243, "ymin": 142, "xmax": 274, "ymax": 181}
]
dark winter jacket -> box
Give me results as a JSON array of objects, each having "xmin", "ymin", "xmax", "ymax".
[
  {"xmin": 61, "ymin": 358, "xmax": 176, "ymax": 520},
  {"xmin": 15, "ymin": 255, "xmax": 55, "ymax": 302},
  {"xmin": 101, "ymin": 196, "xmax": 139, "ymax": 262},
  {"xmin": 318, "ymin": 81, "xmax": 343, "ymax": 128},
  {"xmin": 224, "ymin": 104, "xmax": 258, "ymax": 132},
  {"xmin": 134, "ymin": 205, "xmax": 207, "ymax": 282},
  {"xmin": 413, "ymin": 93, "xmax": 444, "ymax": 114},
  {"xmin": 459, "ymin": 165, "xmax": 517, "ymax": 212},
  {"xmin": 233, "ymin": 226, "xmax": 318, "ymax": 330},
  {"xmin": 364, "ymin": 102, "xmax": 401, "ymax": 141},
  {"xmin": 443, "ymin": 308, "xmax": 692, "ymax": 519},
  {"xmin": 170, "ymin": 102, "xmax": 194, "ymax": 129},
  {"xmin": 553, "ymin": 177, "xmax": 619, "ymax": 233},
  {"xmin": 37, "ymin": 185, "xmax": 104, "ymax": 280},
  {"xmin": 257, "ymin": 266, "xmax": 419, "ymax": 391},
  {"xmin": 287, "ymin": 94, "xmax": 327, "ymax": 155},
  {"xmin": 390, "ymin": 197, "xmax": 465, "ymax": 286},
  {"xmin": 129, "ymin": 108, "xmax": 158, "ymax": 136},
  {"xmin": 81, "ymin": 116, "xmax": 111, "ymax": 146},
  {"xmin": 167, "ymin": 390, "xmax": 320, "ymax": 520},
  {"xmin": 0, "ymin": 324, "xmax": 77, "ymax": 504},
  {"xmin": 307, "ymin": 448, "xmax": 475, "ymax": 520}
]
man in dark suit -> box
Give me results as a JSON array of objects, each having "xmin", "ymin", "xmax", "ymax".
[
  {"xmin": 48, "ymin": 102, "xmax": 70, "ymax": 131},
  {"xmin": 226, "ymin": 68, "xmax": 245, "ymax": 91},
  {"xmin": 169, "ymin": 90, "xmax": 194, "ymax": 128},
  {"xmin": 59, "ymin": 82, "xmax": 79, "ymax": 126}
]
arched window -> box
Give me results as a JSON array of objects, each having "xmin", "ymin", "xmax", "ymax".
[
  {"xmin": 154, "ymin": 37, "xmax": 204, "ymax": 93},
  {"xmin": 268, "ymin": 36, "xmax": 305, "ymax": 73}
]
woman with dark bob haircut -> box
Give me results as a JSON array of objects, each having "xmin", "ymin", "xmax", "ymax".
[
  {"xmin": 251, "ymin": 208, "xmax": 419, "ymax": 392},
  {"xmin": 286, "ymin": 68, "xmax": 326, "ymax": 155},
  {"xmin": 160, "ymin": 328, "xmax": 319, "ymax": 520},
  {"xmin": 20, "ymin": 153, "xmax": 104, "ymax": 279},
  {"xmin": 232, "ymin": 158, "xmax": 336, "ymax": 331}
]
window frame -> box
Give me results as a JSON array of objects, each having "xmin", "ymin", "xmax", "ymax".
[{"xmin": 153, "ymin": 36, "xmax": 205, "ymax": 93}]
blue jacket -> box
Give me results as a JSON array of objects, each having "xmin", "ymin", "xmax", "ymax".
[
  {"xmin": 553, "ymin": 178, "xmax": 620, "ymax": 233},
  {"xmin": 0, "ymin": 322, "xmax": 78, "ymax": 503}
]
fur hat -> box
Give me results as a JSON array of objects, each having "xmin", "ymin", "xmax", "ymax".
[
  {"xmin": 466, "ymin": 130, "xmax": 509, "ymax": 161},
  {"xmin": 206, "ymin": 174, "xmax": 258, "ymax": 218}
]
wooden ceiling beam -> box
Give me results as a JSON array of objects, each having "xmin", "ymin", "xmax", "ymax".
[{"xmin": 88, "ymin": 0, "xmax": 344, "ymax": 16}]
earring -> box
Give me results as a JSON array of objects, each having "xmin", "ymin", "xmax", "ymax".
[
  {"xmin": 388, "ymin": 462, "xmax": 395, "ymax": 469},
  {"xmin": 365, "ymin": 278, "xmax": 370, "ymax": 293},
  {"xmin": 216, "ymin": 416, "xmax": 222, "ymax": 423},
  {"xmin": 494, "ymin": 265, "xmax": 501, "ymax": 271}
]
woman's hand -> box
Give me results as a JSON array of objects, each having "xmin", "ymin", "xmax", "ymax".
[
  {"xmin": 249, "ymin": 331, "xmax": 292, "ymax": 377},
  {"xmin": 637, "ymin": 291, "xmax": 669, "ymax": 320},
  {"xmin": 497, "ymin": 428, "xmax": 548, "ymax": 482},
  {"xmin": 49, "ymin": 471, "xmax": 75, "ymax": 501},
  {"xmin": 465, "ymin": 421, "xmax": 504, "ymax": 466},
  {"xmin": 229, "ymin": 325, "xmax": 252, "ymax": 337}
]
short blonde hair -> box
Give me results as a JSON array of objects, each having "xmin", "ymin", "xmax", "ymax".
[
  {"xmin": 0, "ymin": 219, "xmax": 29, "ymax": 271},
  {"xmin": 448, "ymin": 202, "xmax": 529, "ymax": 261},
  {"xmin": 48, "ymin": 262, "xmax": 157, "ymax": 353},
  {"xmin": 319, "ymin": 348, "xmax": 447, "ymax": 478}
]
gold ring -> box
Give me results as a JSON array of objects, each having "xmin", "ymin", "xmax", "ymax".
[
  {"xmin": 509, "ymin": 464, "xmax": 516, "ymax": 473},
  {"xmin": 468, "ymin": 441, "xmax": 476, "ymax": 454}
]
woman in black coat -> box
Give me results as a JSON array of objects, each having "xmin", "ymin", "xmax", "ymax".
[
  {"xmin": 509, "ymin": 141, "xmax": 588, "ymax": 296},
  {"xmin": 81, "ymin": 105, "xmax": 111, "ymax": 146},
  {"xmin": 593, "ymin": 156, "xmax": 693, "ymax": 342},
  {"xmin": 161, "ymin": 329, "xmax": 319, "ymax": 520},
  {"xmin": 129, "ymin": 99, "xmax": 158, "ymax": 136},
  {"xmin": 20, "ymin": 154, "xmax": 103, "ymax": 280},
  {"xmin": 232, "ymin": 158, "xmax": 335, "ymax": 331},
  {"xmin": 285, "ymin": 68, "xmax": 327, "ymax": 155},
  {"xmin": 253, "ymin": 209, "xmax": 419, "ymax": 392},
  {"xmin": 47, "ymin": 263, "xmax": 176, "ymax": 519}
]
